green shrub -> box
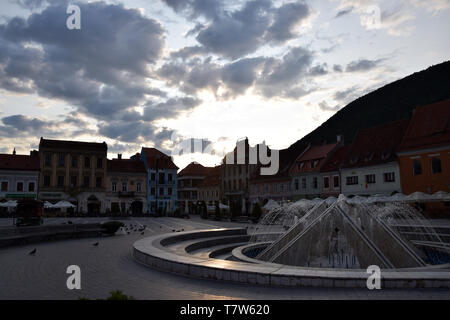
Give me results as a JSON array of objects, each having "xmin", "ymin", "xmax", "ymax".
[{"xmin": 101, "ymin": 221, "xmax": 124, "ymax": 234}]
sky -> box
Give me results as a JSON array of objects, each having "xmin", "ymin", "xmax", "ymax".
[{"xmin": 0, "ymin": 0, "xmax": 449, "ymax": 170}]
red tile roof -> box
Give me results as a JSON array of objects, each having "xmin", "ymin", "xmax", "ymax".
[
  {"xmin": 178, "ymin": 162, "xmax": 212, "ymax": 177},
  {"xmin": 198, "ymin": 166, "xmax": 221, "ymax": 188},
  {"xmin": 0, "ymin": 154, "xmax": 40, "ymax": 171},
  {"xmin": 107, "ymin": 159, "xmax": 146, "ymax": 173},
  {"xmin": 398, "ymin": 99, "xmax": 450, "ymax": 153},
  {"xmin": 141, "ymin": 147, "xmax": 179, "ymax": 170},
  {"xmin": 343, "ymin": 119, "xmax": 410, "ymax": 169},
  {"xmin": 320, "ymin": 145, "xmax": 351, "ymax": 173},
  {"xmin": 290, "ymin": 143, "xmax": 338, "ymax": 174}
]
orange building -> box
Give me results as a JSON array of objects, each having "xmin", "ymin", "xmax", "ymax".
[{"xmin": 397, "ymin": 99, "xmax": 450, "ymax": 197}]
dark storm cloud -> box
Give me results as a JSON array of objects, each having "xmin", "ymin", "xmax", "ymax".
[
  {"xmin": 265, "ymin": 1, "xmax": 310, "ymax": 43},
  {"xmin": 165, "ymin": 0, "xmax": 313, "ymax": 60},
  {"xmin": 346, "ymin": 58, "xmax": 385, "ymax": 72},
  {"xmin": 335, "ymin": 7, "xmax": 353, "ymax": 18},
  {"xmin": 143, "ymin": 97, "xmax": 202, "ymax": 122},
  {"xmin": 158, "ymin": 45, "xmax": 318, "ymax": 100},
  {"xmin": 161, "ymin": 0, "xmax": 222, "ymax": 19},
  {"xmin": 319, "ymin": 101, "xmax": 341, "ymax": 112},
  {"xmin": 0, "ymin": 1, "xmax": 201, "ymax": 150}
]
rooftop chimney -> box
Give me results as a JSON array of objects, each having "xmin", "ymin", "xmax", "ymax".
[
  {"xmin": 12, "ymin": 148, "xmax": 16, "ymax": 155},
  {"xmin": 118, "ymin": 154, "xmax": 122, "ymax": 160}
]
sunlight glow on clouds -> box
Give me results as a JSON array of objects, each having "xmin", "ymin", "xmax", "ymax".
[{"xmin": 0, "ymin": 0, "xmax": 449, "ymax": 169}]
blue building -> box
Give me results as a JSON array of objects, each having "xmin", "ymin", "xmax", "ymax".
[{"xmin": 140, "ymin": 147, "xmax": 178, "ymax": 215}]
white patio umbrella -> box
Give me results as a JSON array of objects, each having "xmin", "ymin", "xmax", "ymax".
[
  {"xmin": 430, "ymin": 191, "xmax": 450, "ymax": 201},
  {"xmin": 405, "ymin": 192, "xmax": 433, "ymax": 203},
  {"xmin": 2, "ymin": 200, "xmax": 17, "ymax": 207},
  {"xmin": 44, "ymin": 201, "xmax": 54, "ymax": 208},
  {"xmin": 53, "ymin": 200, "xmax": 76, "ymax": 208}
]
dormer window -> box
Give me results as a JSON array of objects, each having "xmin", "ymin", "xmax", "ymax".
[
  {"xmin": 311, "ymin": 160, "xmax": 319, "ymax": 169},
  {"xmin": 298, "ymin": 162, "xmax": 304, "ymax": 170}
]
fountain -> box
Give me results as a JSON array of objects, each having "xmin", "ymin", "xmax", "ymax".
[{"xmin": 249, "ymin": 195, "xmax": 450, "ymax": 269}]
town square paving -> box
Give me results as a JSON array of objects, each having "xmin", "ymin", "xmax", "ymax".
[{"xmin": 0, "ymin": 216, "xmax": 449, "ymax": 300}]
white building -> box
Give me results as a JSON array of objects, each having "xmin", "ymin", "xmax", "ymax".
[
  {"xmin": 340, "ymin": 120, "xmax": 409, "ymax": 196},
  {"xmin": 0, "ymin": 151, "xmax": 40, "ymax": 203}
]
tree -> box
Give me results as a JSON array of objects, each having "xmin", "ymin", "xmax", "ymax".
[{"xmin": 251, "ymin": 202, "xmax": 262, "ymax": 223}]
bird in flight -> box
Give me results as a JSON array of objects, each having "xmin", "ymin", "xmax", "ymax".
[
  {"xmin": 29, "ymin": 248, "xmax": 36, "ymax": 255},
  {"xmin": 93, "ymin": 242, "xmax": 99, "ymax": 246}
]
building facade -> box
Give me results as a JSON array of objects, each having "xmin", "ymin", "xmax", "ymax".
[
  {"xmin": 140, "ymin": 147, "xmax": 178, "ymax": 215},
  {"xmin": 0, "ymin": 150, "xmax": 40, "ymax": 204},
  {"xmin": 198, "ymin": 165, "xmax": 222, "ymax": 206},
  {"xmin": 290, "ymin": 142, "xmax": 340, "ymax": 200},
  {"xmin": 249, "ymin": 149, "xmax": 294, "ymax": 207},
  {"xmin": 38, "ymin": 138, "xmax": 107, "ymax": 213},
  {"xmin": 222, "ymin": 138, "xmax": 260, "ymax": 215},
  {"xmin": 106, "ymin": 156, "xmax": 147, "ymax": 215},
  {"xmin": 319, "ymin": 145, "xmax": 350, "ymax": 198},
  {"xmin": 397, "ymin": 99, "xmax": 450, "ymax": 195},
  {"xmin": 178, "ymin": 162, "xmax": 211, "ymax": 214},
  {"xmin": 340, "ymin": 120, "xmax": 409, "ymax": 196}
]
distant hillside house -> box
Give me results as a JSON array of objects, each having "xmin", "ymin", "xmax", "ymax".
[
  {"xmin": 0, "ymin": 150, "xmax": 40, "ymax": 208},
  {"xmin": 106, "ymin": 155, "xmax": 147, "ymax": 215},
  {"xmin": 38, "ymin": 138, "xmax": 107, "ymax": 214},
  {"xmin": 178, "ymin": 162, "xmax": 212, "ymax": 214},
  {"xmin": 140, "ymin": 147, "xmax": 178, "ymax": 215},
  {"xmin": 290, "ymin": 138, "xmax": 341, "ymax": 200},
  {"xmin": 397, "ymin": 99, "xmax": 450, "ymax": 195},
  {"xmin": 340, "ymin": 120, "xmax": 409, "ymax": 196}
]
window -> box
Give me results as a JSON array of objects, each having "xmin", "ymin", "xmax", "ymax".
[
  {"xmin": 28, "ymin": 182, "xmax": 35, "ymax": 192},
  {"xmin": 151, "ymin": 173, "xmax": 156, "ymax": 181},
  {"xmin": 333, "ymin": 176, "xmax": 340, "ymax": 188},
  {"xmin": 1, "ymin": 181, "xmax": 8, "ymax": 192},
  {"xmin": 57, "ymin": 176, "xmax": 64, "ymax": 187},
  {"xmin": 122, "ymin": 182, "xmax": 127, "ymax": 192},
  {"xmin": 70, "ymin": 176, "xmax": 77, "ymax": 187},
  {"xmin": 45, "ymin": 153, "xmax": 52, "ymax": 166},
  {"xmin": 312, "ymin": 177, "xmax": 318, "ymax": 189},
  {"xmin": 84, "ymin": 156, "xmax": 91, "ymax": 168},
  {"xmin": 431, "ymin": 158, "xmax": 442, "ymax": 174},
  {"xmin": 58, "ymin": 154, "xmax": 65, "ymax": 167},
  {"xmin": 413, "ymin": 159, "xmax": 422, "ymax": 176},
  {"xmin": 44, "ymin": 175, "xmax": 51, "ymax": 187},
  {"xmin": 83, "ymin": 176, "xmax": 90, "ymax": 187},
  {"xmin": 112, "ymin": 182, "xmax": 117, "ymax": 192},
  {"xmin": 298, "ymin": 162, "xmax": 304, "ymax": 170},
  {"xmin": 151, "ymin": 187, "xmax": 155, "ymax": 195},
  {"xmin": 96, "ymin": 177, "xmax": 102, "ymax": 188},
  {"xmin": 137, "ymin": 182, "xmax": 141, "ymax": 192},
  {"xmin": 168, "ymin": 187, "xmax": 172, "ymax": 196},
  {"xmin": 365, "ymin": 174, "xmax": 376, "ymax": 184},
  {"xmin": 168, "ymin": 173, "xmax": 172, "ymax": 182},
  {"xmin": 384, "ymin": 172, "xmax": 395, "ymax": 183},
  {"xmin": 346, "ymin": 176, "xmax": 358, "ymax": 185},
  {"xmin": 159, "ymin": 187, "xmax": 164, "ymax": 196},
  {"xmin": 71, "ymin": 156, "xmax": 78, "ymax": 168},
  {"xmin": 311, "ymin": 160, "xmax": 319, "ymax": 169},
  {"xmin": 302, "ymin": 178, "xmax": 306, "ymax": 189},
  {"xmin": 294, "ymin": 179, "xmax": 299, "ymax": 190},
  {"xmin": 16, "ymin": 182, "xmax": 23, "ymax": 192},
  {"xmin": 97, "ymin": 157, "xmax": 103, "ymax": 169},
  {"xmin": 323, "ymin": 177, "xmax": 330, "ymax": 189},
  {"xmin": 159, "ymin": 173, "xmax": 165, "ymax": 184}
]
